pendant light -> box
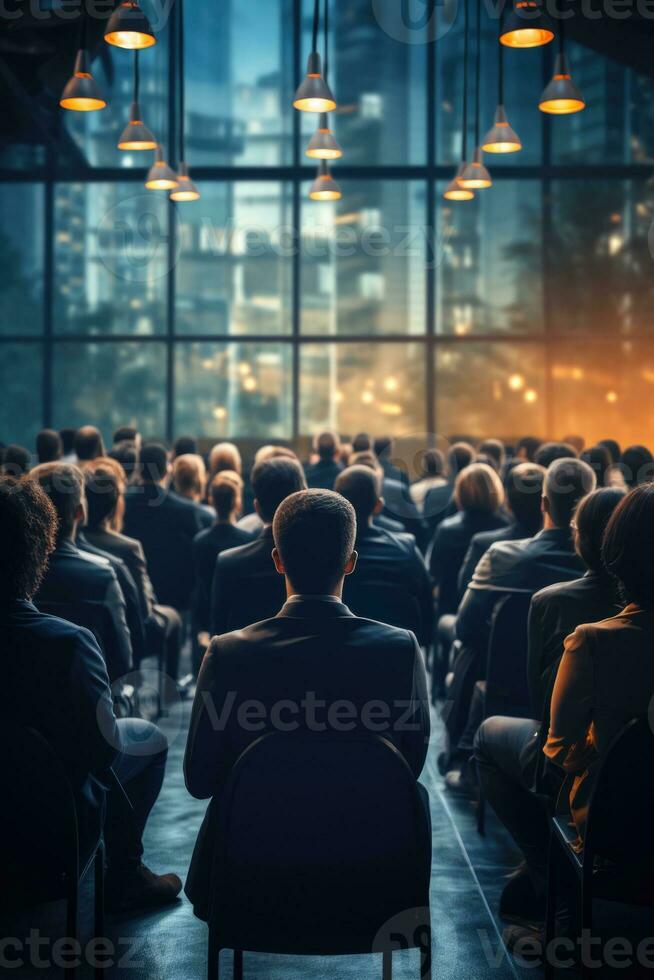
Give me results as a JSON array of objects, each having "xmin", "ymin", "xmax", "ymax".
[
  {"xmin": 500, "ymin": 0, "xmax": 555, "ymax": 48},
  {"xmin": 146, "ymin": 145, "xmax": 178, "ymax": 189},
  {"xmin": 105, "ymin": 1, "xmax": 156, "ymax": 50},
  {"xmin": 539, "ymin": 25, "xmax": 585, "ymax": 114},
  {"xmin": 309, "ymin": 160, "xmax": 342, "ymax": 201},
  {"xmin": 170, "ymin": 0, "xmax": 200, "ymax": 201},
  {"xmin": 482, "ymin": 19, "xmax": 522, "ymax": 153},
  {"xmin": 306, "ymin": 0, "xmax": 342, "ymax": 160},
  {"xmin": 444, "ymin": 0, "xmax": 474, "ymax": 201},
  {"xmin": 459, "ymin": 0, "xmax": 492, "ymax": 190},
  {"xmin": 118, "ymin": 51, "xmax": 157, "ymax": 150},
  {"xmin": 293, "ymin": 0, "xmax": 336, "ymax": 112},
  {"xmin": 60, "ymin": 16, "xmax": 106, "ymax": 112}
]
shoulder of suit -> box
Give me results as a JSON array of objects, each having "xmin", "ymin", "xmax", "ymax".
[
  {"xmin": 531, "ymin": 576, "xmax": 584, "ymax": 608},
  {"xmin": 77, "ymin": 548, "xmax": 112, "ymax": 570}
]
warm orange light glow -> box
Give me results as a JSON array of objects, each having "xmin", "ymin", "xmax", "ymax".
[
  {"xmin": 501, "ymin": 26, "xmax": 553, "ymax": 47},
  {"xmin": 508, "ymin": 373, "xmax": 525, "ymax": 391},
  {"xmin": 145, "ymin": 165, "xmax": 178, "ymax": 190},
  {"xmin": 309, "ymin": 176, "xmax": 342, "ymax": 201},
  {"xmin": 606, "ymin": 390, "xmax": 618, "ymax": 404},
  {"xmin": 105, "ymin": 29, "xmax": 155, "ymax": 48},
  {"xmin": 458, "ymin": 167, "xmax": 492, "ymax": 190},
  {"xmin": 483, "ymin": 140, "xmax": 522, "ymax": 153},
  {"xmin": 524, "ymin": 389, "xmax": 538, "ymax": 403},
  {"xmin": 294, "ymin": 94, "xmax": 337, "ymax": 113},
  {"xmin": 443, "ymin": 184, "xmax": 475, "ymax": 201},
  {"xmin": 170, "ymin": 176, "xmax": 200, "ymax": 202},
  {"xmin": 105, "ymin": 2, "xmax": 156, "ymax": 49},
  {"xmin": 538, "ymin": 87, "xmax": 586, "ymax": 114},
  {"xmin": 306, "ymin": 128, "xmax": 343, "ymax": 160},
  {"xmin": 60, "ymin": 88, "xmax": 107, "ymax": 111},
  {"xmin": 118, "ymin": 120, "xmax": 157, "ymax": 150}
]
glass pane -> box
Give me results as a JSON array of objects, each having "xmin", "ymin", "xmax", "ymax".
[
  {"xmin": 437, "ymin": 180, "xmax": 543, "ymax": 335},
  {"xmin": 186, "ymin": 0, "xmax": 293, "ymax": 165},
  {"xmin": 301, "ymin": 0, "xmax": 427, "ymax": 165},
  {"xmin": 174, "ymin": 342, "xmax": 292, "ymax": 439},
  {"xmin": 52, "ymin": 342, "xmax": 166, "ymax": 439},
  {"xmin": 301, "ymin": 180, "xmax": 425, "ymax": 335},
  {"xmin": 63, "ymin": 0, "xmax": 169, "ymax": 168},
  {"xmin": 435, "ymin": 341, "xmax": 546, "ymax": 440},
  {"xmin": 436, "ymin": 4, "xmax": 542, "ymax": 167},
  {"xmin": 53, "ymin": 183, "xmax": 168, "ymax": 336},
  {"xmin": 0, "ymin": 343, "xmax": 43, "ymax": 449},
  {"xmin": 299, "ymin": 342, "xmax": 426, "ymax": 436},
  {"xmin": 550, "ymin": 338, "xmax": 654, "ymax": 449},
  {"xmin": 0, "ymin": 184, "xmax": 44, "ymax": 336},
  {"xmin": 176, "ymin": 183, "xmax": 293, "ymax": 336},
  {"xmin": 549, "ymin": 180, "xmax": 654, "ymax": 337}
]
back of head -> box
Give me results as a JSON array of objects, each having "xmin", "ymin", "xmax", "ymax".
[
  {"xmin": 454, "ymin": 462, "xmax": 505, "ymax": 515},
  {"xmin": 620, "ymin": 444, "xmax": 654, "ymax": 488},
  {"xmin": 253, "ymin": 444, "xmax": 299, "ymax": 467},
  {"xmin": 447, "ymin": 441, "xmax": 475, "ymax": 478},
  {"xmin": 505, "ymin": 462, "xmax": 546, "ymax": 535},
  {"xmin": 562, "ymin": 434, "xmax": 585, "ymax": 454},
  {"xmin": 139, "ymin": 442, "xmax": 169, "ymax": 484},
  {"xmin": 598, "ymin": 438, "xmax": 621, "ymax": 465},
  {"xmin": 209, "ymin": 470, "xmax": 243, "ymax": 521},
  {"xmin": 74, "ymin": 426, "xmax": 105, "ymax": 462},
  {"xmin": 209, "ymin": 441, "xmax": 242, "ymax": 477},
  {"xmin": 543, "ymin": 457, "xmax": 596, "ymax": 529},
  {"xmin": 352, "ymin": 432, "xmax": 371, "ymax": 453},
  {"xmin": 109, "ymin": 440, "xmax": 139, "ymax": 482},
  {"xmin": 59, "ymin": 428, "xmax": 77, "ymax": 457},
  {"xmin": 478, "ymin": 439, "xmax": 505, "ymax": 472},
  {"xmin": 314, "ymin": 429, "xmax": 340, "ymax": 462},
  {"xmin": 251, "ymin": 456, "xmax": 307, "ymax": 524},
  {"xmin": 1, "ymin": 444, "xmax": 31, "ymax": 477},
  {"xmin": 373, "ymin": 436, "xmax": 394, "ymax": 459},
  {"xmin": 172, "ymin": 453, "xmax": 206, "ymax": 499},
  {"xmin": 29, "ymin": 462, "xmax": 85, "ymax": 541},
  {"xmin": 85, "ymin": 461, "xmax": 124, "ymax": 529},
  {"xmin": 0, "ymin": 478, "xmax": 58, "ymax": 601},
  {"xmin": 36, "ymin": 429, "xmax": 63, "ymax": 465},
  {"xmin": 515, "ymin": 436, "xmax": 542, "ymax": 463},
  {"xmin": 575, "ymin": 486, "xmax": 626, "ymax": 573},
  {"xmin": 603, "ymin": 484, "xmax": 654, "ymax": 608},
  {"xmin": 173, "ymin": 435, "xmax": 197, "ymax": 459},
  {"xmin": 273, "ymin": 489, "xmax": 356, "ymax": 594},
  {"xmin": 580, "ymin": 444, "xmax": 613, "ymax": 488},
  {"xmin": 335, "ymin": 465, "xmax": 379, "ymax": 527},
  {"xmin": 113, "ymin": 425, "xmax": 138, "ymax": 446},
  {"xmin": 534, "ymin": 441, "xmax": 578, "ymax": 469},
  {"xmin": 420, "ymin": 449, "xmax": 445, "ymax": 479}
]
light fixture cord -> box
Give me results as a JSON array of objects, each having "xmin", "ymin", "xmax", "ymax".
[
  {"xmin": 312, "ymin": 0, "xmax": 320, "ymax": 54},
  {"xmin": 497, "ymin": 13, "xmax": 503, "ymax": 104},
  {"xmin": 324, "ymin": 0, "xmax": 329, "ymax": 82},
  {"xmin": 462, "ymin": 0, "xmax": 469, "ymax": 161},
  {"xmin": 133, "ymin": 49, "xmax": 140, "ymax": 104},
  {"xmin": 179, "ymin": 0, "xmax": 185, "ymax": 162},
  {"xmin": 474, "ymin": 0, "xmax": 481, "ymax": 147}
]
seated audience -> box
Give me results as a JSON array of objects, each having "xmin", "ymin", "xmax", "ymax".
[
  {"xmin": 410, "ymin": 449, "xmax": 448, "ymax": 509},
  {"xmin": 171, "ymin": 453, "xmax": 214, "ymax": 529},
  {"xmin": 110, "ymin": 439, "xmax": 139, "ymax": 484},
  {"xmin": 562, "ymin": 434, "xmax": 585, "ymax": 454},
  {"xmin": 620, "ymin": 443, "xmax": 654, "ymax": 488},
  {"xmin": 457, "ymin": 463, "xmax": 545, "ymax": 596},
  {"xmin": 478, "ymin": 438, "xmax": 505, "ymax": 473},
  {"xmin": 423, "ymin": 441, "xmax": 475, "ymax": 534},
  {"xmin": 533, "ymin": 440, "xmax": 577, "ymax": 469},
  {"xmin": 374, "ymin": 435, "xmax": 409, "ymax": 486},
  {"xmin": 211, "ymin": 457, "xmax": 306, "ymax": 635},
  {"xmin": 113, "ymin": 425, "xmax": 140, "ymax": 449},
  {"xmin": 347, "ymin": 450, "xmax": 406, "ymax": 534},
  {"xmin": 193, "ymin": 471, "xmax": 253, "ymax": 633},
  {"xmin": 29, "ymin": 463, "xmax": 132, "ymax": 682},
  {"xmin": 429, "ymin": 463, "xmax": 507, "ymax": 618},
  {"xmin": 123, "ymin": 443, "xmax": 202, "ymax": 612},
  {"xmin": 184, "ymin": 488, "xmax": 430, "ymax": 921},
  {"xmin": 74, "ymin": 425, "xmax": 106, "ymax": 462},
  {"xmin": 59, "ymin": 427, "xmax": 78, "ymax": 463},
  {"xmin": 304, "ymin": 430, "xmax": 343, "ymax": 490},
  {"xmin": 0, "ymin": 477, "xmax": 181, "ymax": 912},
  {"xmin": 598, "ymin": 438, "xmax": 621, "ymax": 465},
  {"xmin": 335, "ymin": 465, "xmax": 432, "ymax": 644},
  {"xmin": 173, "ymin": 435, "xmax": 197, "ymax": 459},
  {"xmin": 352, "ymin": 432, "xmax": 372, "ymax": 453},
  {"xmin": 580, "ymin": 443, "xmax": 613, "ymax": 487},
  {"xmin": 208, "ymin": 440, "xmax": 242, "ymax": 478},
  {"xmin": 36, "ymin": 428, "xmax": 62, "ymax": 464},
  {"xmin": 236, "ymin": 444, "xmax": 299, "ymax": 536},
  {"xmin": 514, "ymin": 436, "xmax": 542, "ymax": 463},
  {"xmin": 1, "ymin": 444, "xmax": 30, "ymax": 476}
]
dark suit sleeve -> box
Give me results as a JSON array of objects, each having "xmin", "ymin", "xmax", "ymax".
[
  {"xmin": 458, "ymin": 538, "xmax": 482, "ymax": 600},
  {"xmin": 399, "ymin": 634, "xmax": 430, "ymax": 778},
  {"xmin": 132, "ymin": 541, "xmax": 156, "ymax": 620},
  {"xmin": 527, "ymin": 595, "xmax": 546, "ymax": 719},
  {"xmin": 71, "ymin": 629, "xmax": 120, "ymax": 777},
  {"xmin": 103, "ymin": 570, "xmax": 133, "ymax": 680},
  {"xmin": 409, "ymin": 548, "xmax": 434, "ymax": 647},
  {"xmin": 428, "ymin": 526, "xmax": 445, "ymax": 584},
  {"xmin": 210, "ymin": 554, "xmax": 231, "ymax": 637},
  {"xmin": 116, "ymin": 562, "xmax": 146, "ymax": 667},
  {"xmin": 184, "ymin": 639, "xmax": 233, "ymax": 799}
]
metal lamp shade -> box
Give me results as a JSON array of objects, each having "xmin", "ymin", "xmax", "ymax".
[
  {"xmin": 482, "ymin": 104, "xmax": 522, "ymax": 153},
  {"xmin": 145, "ymin": 147, "xmax": 178, "ymax": 190},
  {"xmin": 105, "ymin": 1, "xmax": 156, "ymax": 49},
  {"xmin": 443, "ymin": 163, "xmax": 475, "ymax": 201},
  {"xmin": 118, "ymin": 102, "xmax": 157, "ymax": 149},
  {"xmin": 306, "ymin": 113, "xmax": 342, "ymax": 159},
  {"xmin": 500, "ymin": 2, "xmax": 555, "ymax": 48},
  {"xmin": 60, "ymin": 50, "xmax": 106, "ymax": 111},
  {"xmin": 170, "ymin": 162, "xmax": 200, "ymax": 201},
  {"xmin": 539, "ymin": 55, "xmax": 585, "ymax": 114},
  {"xmin": 309, "ymin": 161, "xmax": 342, "ymax": 201},
  {"xmin": 458, "ymin": 148, "xmax": 492, "ymax": 189},
  {"xmin": 293, "ymin": 53, "xmax": 336, "ymax": 113}
]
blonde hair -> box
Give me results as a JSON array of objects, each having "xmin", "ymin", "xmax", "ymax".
[
  {"xmin": 84, "ymin": 456, "xmax": 127, "ymax": 531},
  {"xmin": 208, "ymin": 470, "xmax": 243, "ymax": 521},
  {"xmin": 454, "ymin": 463, "xmax": 505, "ymax": 515},
  {"xmin": 172, "ymin": 454, "xmax": 207, "ymax": 501},
  {"xmin": 209, "ymin": 442, "xmax": 242, "ymax": 477},
  {"xmin": 253, "ymin": 444, "xmax": 299, "ymax": 466}
]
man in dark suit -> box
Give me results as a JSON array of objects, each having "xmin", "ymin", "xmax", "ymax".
[
  {"xmin": 29, "ymin": 463, "xmax": 133, "ymax": 682},
  {"xmin": 185, "ymin": 488, "xmax": 430, "ymax": 920},
  {"xmin": 335, "ymin": 465, "xmax": 432, "ymax": 645},
  {"xmin": 374, "ymin": 435, "xmax": 409, "ymax": 486},
  {"xmin": 304, "ymin": 430, "xmax": 343, "ymax": 490},
  {"xmin": 123, "ymin": 442, "xmax": 202, "ymax": 612},
  {"xmin": 0, "ymin": 477, "xmax": 181, "ymax": 912},
  {"xmin": 210, "ymin": 457, "xmax": 307, "ymax": 635}
]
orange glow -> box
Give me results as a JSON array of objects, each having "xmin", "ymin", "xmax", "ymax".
[
  {"xmin": 293, "ymin": 78, "xmax": 336, "ymax": 114},
  {"xmin": 145, "ymin": 165, "xmax": 178, "ymax": 190},
  {"xmin": 458, "ymin": 169, "xmax": 492, "ymax": 190},
  {"xmin": 118, "ymin": 121, "xmax": 157, "ymax": 150},
  {"xmin": 501, "ymin": 26, "xmax": 554, "ymax": 47},
  {"xmin": 309, "ymin": 177, "xmax": 342, "ymax": 201},
  {"xmin": 524, "ymin": 389, "xmax": 538, "ymax": 403},
  {"xmin": 508, "ymin": 373, "xmax": 525, "ymax": 391},
  {"xmin": 539, "ymin": 87, "xmax": 586, "ymax": 114},
  {"xmin": 606, "ymin": 390, "xmax": 618, "ymax": 404},
  {"xmin": 443, "ymin": 184, "xmax": 475, "ymax": 201},
  {"xmin": 170, "ymin": 177, "xmax": 200, "ymax": 202},
  {"xmin": 60, "ymin": 75, "xmax": 106, "ymax": 112},
  {"xmin": 105, "ymin": 29, "xmax": 155, "ymax": 48}
]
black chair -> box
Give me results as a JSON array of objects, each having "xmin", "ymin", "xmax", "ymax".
[
  {"xmin": 545, "ymin": 717, "xmax": 654, "ymax": 980},
  {"xmin": 476, "ymin": 592, "xmax": 533, "ymax": 835},
  {"xmin": 0, "ymin": 722, "xmax": 105, "ymax": 979},
  {"xmin": 206, "ymin": 732, "xmax": 432, "ymax": 979},
  {"xmin": 344, "ymin": 579, "xmax": 424, "ymax": 639}
]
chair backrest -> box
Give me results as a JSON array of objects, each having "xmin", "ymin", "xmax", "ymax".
[
  {"xmin": 484, "ymin": 592, "xmax": 533, "ymax": 719},
  {"xmin": 209, "ymin": 732, "xmax": 431, "ymax": 955},
  {"xmin": 585, "ymin": 716, "xmax": 654, "ymax": 866},
  {"xmin": 0, "ymin": 720, "xmax": 79, "ymax": 912},
  {"xmin": 343, "ymin": 579, "xmax": 422, "ymax": 637}
]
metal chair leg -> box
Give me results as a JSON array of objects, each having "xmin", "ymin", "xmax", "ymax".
[
  {"xmin": 382, "ymin": 949, "xmax": 392, "ymax": 980},
  {"xmin": 94, "ymin": 843, "xmax": 105, "ymax": 978},
  {"xmin": 233, "ymin": 949, "xmax": 243, "ymax": 980}
]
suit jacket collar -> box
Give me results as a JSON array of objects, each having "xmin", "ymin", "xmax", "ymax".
[
  {"xmin": 55, "ymin": 539, "xmax": 79, "ymax": 558},
  {"xmin": 277, "ymin": 595, "xmax": 354, "ymax": 619}
]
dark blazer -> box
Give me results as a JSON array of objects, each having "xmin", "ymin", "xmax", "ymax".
[
  {"xmin": 304, "ymin": 458, "xmax": 343, "ymax": 490},
  {"xmin": 343, "ymin": 524, "xmax": 433, "ymax": 646},
  {"xmin": 0, "ymin": 600, "xmax": 119, "ymax": 853},
  {"xmin": 382, "ymin": 478, "xmax": 428, "ymax": 553},
  {"xmin": 35, "ymin": 540, "xmax": 132, "ymax": 681},
  {"xmin": 123, "ymin": 483, "xmax": 202, "ymax": 611},
  {"xmin": 184, "ymin": 595, "xmax": 430, "ymax": 919},
  {"xmin": 210, "ymin": 526, "xmax": 284, "ymax": 636},
  {"xmin": 429, "ymin": 510, "xmax": 509, "ymax": 617},
  {"xmin": 458, "ymin": 521, "xmax": 540, "ymax": 598},
  {"xmin": 193, "ymin": 524, "xmax": 255, "ymax": 632},
  {"xmin": 83, "ymin": 525, "xmax": 157, "ymax": 623},
  {"xmin": 528, "ymin": 571, "xmax": 622, "ymax": 720}
]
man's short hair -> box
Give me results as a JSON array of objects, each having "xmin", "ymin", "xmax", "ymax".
[
  {"xmin": 1, "ymin": 444, "xmax": 31, "ymax": 477},
  {"xmin": 543, "ymin": 458, "xmax": 596, "ymax": 528},
  {"xmin": 352, "ymin": 432, "xmax": 371, "ymax": 453},
  {"xmin": 173, "ymin": 435, "xmax": 197, "ymax": 459},
  {"xmin": 373, "ymin": 436, "xmax": 394, "ymax": 459},
  {"xmin": 85, "ymin": 463, "xmax": 123, "ymax": 529},
  {"xmin": 505, "ymin": 463, "xmax": 546, "ymax": 535},
  {"xmin": 575, "ymin": 487, "xmax": 626, "ymax": 573},
  {"xmin": 478, "ymin": 439, "xmax": 505, "ymax": 472},
  {"xmin": 598, "ymin": 438, "xmax": 621, "ymax": 465},
  {"xmin": 335, "ymin": 465, "xmax": 379, "ymax": 524},
  {"xmin": 109, "ymin": 440, "xmax": 139, "ymax": 482},
  {"xmin": 314, "ymin": 430, "xmax": 340, "ymax": 462},
  {"xmin": 139, "ymin": 442, "xmax": 169, "ymax": 484},
  {"xmin": 172, "ymin": 454, "xmax": 206, "ymax": 498},
  {"xmin": 209, "ymin": 441, "xmax": 242, "ymax": 476},
  {"xmin": 28, "ymin": 463, "xmax": 85, "ymax": 540},
  {"xmin": 251, "ymin": 457, "xmax": 307, "ymax": 524},
  {"xmin": 273, "ymin": 489, "xmax": 356, "ymax": 594},
  {"xmin": 603, "ymin": 484, "xmax": 654, "ymax": 608},
  {"xmin": 74, "ymin": 426, "xmax": 105, "ymax": 462},
  {"xmin": 209, "ymin": 470, "xmax": 243, "ymax": 521},
  {"xmin": 620, "ymin": 444, "xmax": 654, "ymax": 488},
  {"xmin": 447, "ymin": 441, "xmax": 475, "ymax": 477},
  {"xmin": 454, "ymin": 463, "xmax": 504, "ymax": 515},
  {"xmin": 36, "ymin": 429, "xmax": 63, "ymax": 464},
  {"xmin": 0, "ymin": 478, "xmax": 58, "ymax": 600},
  {"xmin": 59, "ymin": 428, "xmax": 77, "ymax": 456},
  {"xmin": 113, "ymin": 426, "xmax": 138, "ymax": 445},
  {"xmin": 515, "ymin": 436, "xmax": 542, "ymax": 462},
  {"xmin": 420, "ymin": 449, "xmax": 445, "ymax": 478},
  {"xmin": 534, "ymin": 441, "xmax": 578, "ymax": 469}
]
